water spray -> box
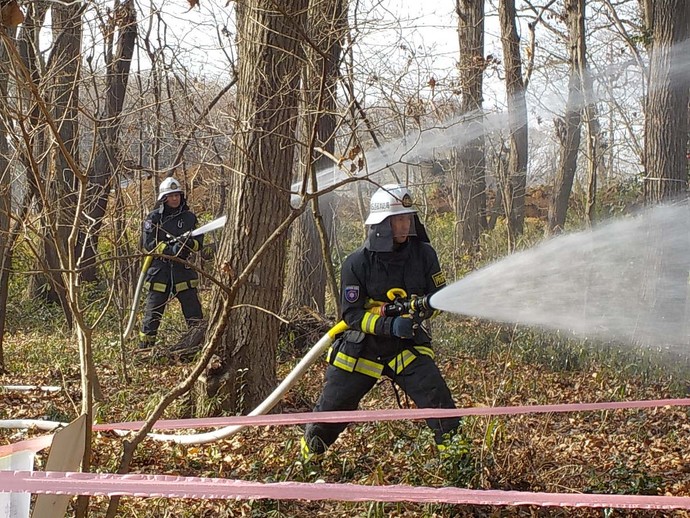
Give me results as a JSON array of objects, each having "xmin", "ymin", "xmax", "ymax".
[{"xmin": 430, "ymin": 202, "xmax": 690, "ymax": 351}]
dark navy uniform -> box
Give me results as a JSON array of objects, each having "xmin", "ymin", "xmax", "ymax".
[
  {"xmin": 139, "ymin": 198, "xmax": 203, "ymax": 348},
  {"xmin": 303, "ymin": 221, "xmax": 460, "ymax": 455}
]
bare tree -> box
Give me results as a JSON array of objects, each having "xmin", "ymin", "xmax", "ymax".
[
  {"xmin": 282, "ymin": 0, "xmax": 345, "ymax": 318},
  {"xmin": 580, "ymin": 42, "xmax": 604, "ymax": 226},
  {"xmin": 454, "ymin": 0, "xmax": 487, "ymax": 252},
  {"xmin": 498, "ymin": 0, "xmax": 528, "ymax": 250},
  {"xmin": 79, "ymin": 0, "xmax": 137, "ymax": 282},
  {"xmin": 0, "ymin": 25, "xmax": 16, "ymax": 371},
  {"xmin": 547, "ymin": 0, "xmax": 584, "ymax": 234},
  {"xmin": 201, "ymin": 1, "xmax": 308, "ymax": 412}
]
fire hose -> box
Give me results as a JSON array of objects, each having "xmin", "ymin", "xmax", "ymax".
[
  {"xmin": 146, "ymin": 290, "xmax": 436, "ymax": 444},
  {"xmin": 146, "ymin": 320, "xmax": 350, "ymax": 444}
]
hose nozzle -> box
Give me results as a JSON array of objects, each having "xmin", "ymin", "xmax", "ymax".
[
  {"xmin": 405, "ymin": 294, "xmax": 435, "ymax": 320},
  {"xmin": 379, "ymin": 294, "xmax": 436, "ymax": 320}
]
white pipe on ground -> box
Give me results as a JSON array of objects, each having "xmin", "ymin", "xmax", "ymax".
[
  {"xmin": 0, "ymin": 420, "xmax": 65, "ymax": 431},
  {"xmin": 0, "ymin": 385, "xmax": 61, "ymax": 393}
]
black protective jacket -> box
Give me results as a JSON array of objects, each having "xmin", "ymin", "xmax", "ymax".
[
  {"xmin": 142, "ymin": 200, "xmax": 202, "ymax": 292},
  {"xmin": 337, "ymin": 238, "xmax": 447, "ymax": 361}
]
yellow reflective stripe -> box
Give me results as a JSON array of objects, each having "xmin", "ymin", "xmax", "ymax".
[
  {"xmin": 330, "ymin": 350, "xmax": 384, "ymax": 379},
  {"xmin": 414, "ymin": 345, "xmax": 435, "ymax": 359},
  {"xmin": 361, "ymin": 312, "xmax": 379, "ymax": 334},
  {"xmin": 326, "ymin": 346, "xmax": 333, "ymax": 363},
  {"xmin": 353, "ymin": 358, "xmax": 384, "ymax": 378},
  {"xmin": 139, "ymin": 332, "xmax": 155, "ymax": 344},
  {"xmin": 146, "ymin": 279, "xmax": 199, "ymax": 293},
  {"xmin": 145, "ymin": 282, "xmax": 168, "ymax": 292},
  {"xmin": 388, "ymin": 349, "xmax": 417, "ymax": 374},
  {"xmin": 174, "ymin": 279, "xmax": 199, "ymax": 292},
  {"xmin": 332, "ymin": 352, "xmax": 356, "ymax": 372}
]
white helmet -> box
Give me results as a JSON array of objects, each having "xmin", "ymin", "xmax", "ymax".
[
  {"xmin": 364, "ymin": 184, "xmax": 417, "ymax": 225},
  {"xmin": 158, "ymin": 177, "xmax": 183, "ymax": 201}
]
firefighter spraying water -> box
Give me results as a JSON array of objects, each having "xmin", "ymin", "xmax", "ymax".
[{"xmin": 301, "ymin": 184, "xmax": 461, "ymax": 459}]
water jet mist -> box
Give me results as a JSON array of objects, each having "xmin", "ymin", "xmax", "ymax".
[{"xmin": 430, "ymin": 202, "xmax": 690, "ymax": 351}]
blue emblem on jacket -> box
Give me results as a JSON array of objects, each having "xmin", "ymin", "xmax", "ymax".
[{"xmin": 344, "ymin": 285, "xmax": 360, "ymax": 303}]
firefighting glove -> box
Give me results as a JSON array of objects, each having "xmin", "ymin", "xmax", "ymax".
[{"xmin": 391, "ymin": 316, "xmax": 415, "ymax": 339}]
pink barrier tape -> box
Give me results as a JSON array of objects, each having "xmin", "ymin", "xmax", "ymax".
[
  {"xmin": 94, "ymin": 398, "xmax": 690, "ymax": 431},
  {"xmin": 1, "ymin": 470, "xmax": 689, "ymax": 510},
  {"xmin": 0, "ymin": 435, "xmax": 53, "ymax": 457}
]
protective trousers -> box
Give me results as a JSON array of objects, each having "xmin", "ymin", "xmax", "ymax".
[
  {"xmin": 140, "ymin": 287, "xmax": 203, "ymax": 343},
  {"xmin": 303, "ymin": 354, "xmax": 460, "ymax": 455}
]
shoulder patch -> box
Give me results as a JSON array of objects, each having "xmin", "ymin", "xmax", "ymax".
[
  {"xmin": 144, "ymin": 220, "xmax": 152, "ymax": 231},
  {"xmin": 344, "ymin": 285, "xmax": 360, "ymax": 303},
  {"xmin": 432, "ymin": 271, "xmax": 446, "ymax": 288}
]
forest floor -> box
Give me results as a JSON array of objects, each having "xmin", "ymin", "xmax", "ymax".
[{"xmin": 3, "ymin": 314, "xmax": 690, "ymax": 517}]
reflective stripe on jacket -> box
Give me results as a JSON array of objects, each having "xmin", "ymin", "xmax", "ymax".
[{"xmin": 326, "ymin": 342, "xmax": 435, "ymax": 379}]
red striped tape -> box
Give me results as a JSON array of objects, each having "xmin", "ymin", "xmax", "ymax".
[
  {"xmin": 94, "ymin": 398, "xmax": 690, "ymax": 431},
  {"xmin": 0, "ymin": 435, "xmax": 53, "ymax": 458},
  {"xmin": 1, "ymin": 470, "xmax": 689, "ymax": 509}
]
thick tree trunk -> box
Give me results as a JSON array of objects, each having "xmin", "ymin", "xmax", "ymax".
[
  {"xmin": 498, "ymin": 0, "xmax": 528, "ymax": 249},
  {"xmin": 547, "ymin": 0, "xmax": 584, "ymax": 234},
  {"xmin": 200, "ymin": 1, "xmax": 307, "ymax": 414},
  {"xmin": 453, "ymin": 0, "xmax": 486, "ymax": 253},
  {"xmin": 643, "ymin": 0, "xmax": 690, "ymax": 203},
  {"xmin": 640, "ymin": 0, "xmax": 690, "ymax": 349}
]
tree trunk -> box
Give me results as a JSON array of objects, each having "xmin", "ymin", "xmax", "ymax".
[
  {"xmin": 200, "ymin": 0, "xmax": 307, "ymax": 414},
  {"xmin": 79, "ymin": 0, "xmax": 136, "ymax": 282},
  {"xmin": 581, "ymin": 54, "xmax": 603, "ymax": 227},
  {"xmin": 638, "ymin": 0, "xmax": 654, "ymax": 51},
  {"xmin": 25, "ymin": 0, "xmax": 83, "ymax": 326},
  {"xmin": 0, "ymin": 25, "xmax": 17, "ymax": 371},
  {"xmin": 1, "ymin": 4, "xmax": 48, "ymax": 366},
  {"xmin": 643, "ymin": 0, "xmax": 690, "ymax": 203},
  {"xmin": 498, "ymin": 0, "xmax": 528, "ymax": 250},
  {"xmin": 453, "ymin": 0, "xmax": 486, "ymax": 253},
  {"xmin": 547, "ymin": 0, "xmax": 584, "ymax": 234},
  {"xmin": 638, "ymin": 1, "xmax": 690, "ymax": 351},
  {"xmin": 282, "ymin": 0, "xmax": 345, "ymax": 318}
]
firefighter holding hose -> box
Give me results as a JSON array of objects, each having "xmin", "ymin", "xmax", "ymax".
[
  {"xmin": 138, "ymin": 177, "xmax": 203, "ymax": 351},
  {"xmin": 302, "ymin": 184, "xmax": 460, "ymax": 458}
]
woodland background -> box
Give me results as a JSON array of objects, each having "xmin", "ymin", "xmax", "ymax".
[{"xmin": 2, "ymin": 0, "xmax": 690, "ymax": 516}]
